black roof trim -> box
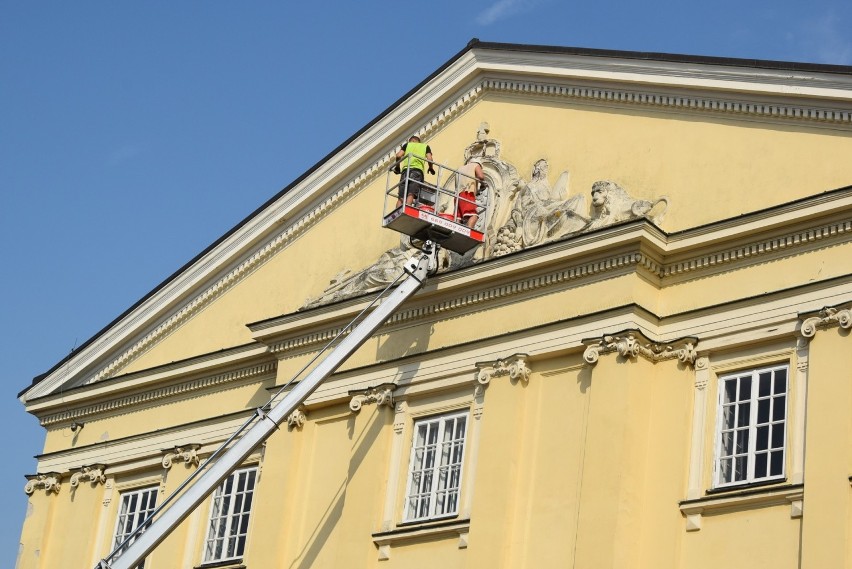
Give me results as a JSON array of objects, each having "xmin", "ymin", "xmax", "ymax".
[
  {"xmin": 469, "ymin": 39, "xmax": 852, "ymax": 75},
  {"xmin": 22, "ymin": 39, "xmax": 852, "ymax": 397}
]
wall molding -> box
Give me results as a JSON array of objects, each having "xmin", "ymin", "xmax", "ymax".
[{"xmin": 39, "ymin": 362, "xmax": 276, "ymax": 427}]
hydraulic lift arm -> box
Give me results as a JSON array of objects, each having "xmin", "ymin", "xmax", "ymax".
[{"xmin": 96, "ymin": 243, "xmax": 438, "ymax": 569}]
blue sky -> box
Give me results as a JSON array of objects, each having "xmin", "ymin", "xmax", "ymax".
[{"xmin": 2, "ymin": 1, "xmax": 850, "ymax": 565}]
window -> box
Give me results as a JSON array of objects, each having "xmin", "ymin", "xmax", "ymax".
[
  {"xmin": 403, "ymin": 411, "xmax": 468, "ymax": 522},
  {"xmin": 203, "ymin": 466, "xmax": 257, "ymax": 563},
  {"xmin": 112, "ymin": 486, "xmax": 158, "ymax": 569},
  {"xmin": 715, "ymin": 365, "xmax": 788, "ymax": 487}
]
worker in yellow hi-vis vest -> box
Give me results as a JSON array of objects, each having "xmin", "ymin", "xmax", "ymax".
[{"xmin": 394, "ymin": 135, "xmax": 435, "ymax": 207}]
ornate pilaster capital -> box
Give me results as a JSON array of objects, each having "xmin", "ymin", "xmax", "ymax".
[
  {"xmin": 70, "ymin": 464, "xmax": 107, "ymax": 488},
  {"xmin": 161, "ymin": 444, "xmax": 201, "ymax": 469},
  {"xmin": 24, "ymin": 472, "xmax": 62, "ymax": 496},
  {"xmin": 475, "ymin": 354, "xmax": 530, "ymax": 386},
  {"xmin": 287, "ymin": 407, "xmax": 307, "ymax": 430},
  {"xmin": 800, "ymin": 306, "xmax": 852, "ymax": 339},
  {"xmin": 582, "ymin": 331, "xmax": 698, "ymax": 367},
  {"xmin": 349, "ymin": 383, "xmax": 396, "ymax": 413}
]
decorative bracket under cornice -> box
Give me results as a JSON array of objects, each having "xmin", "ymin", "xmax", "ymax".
[
  {"xmin": 24, "ymin": 472, "xmax": 62, "ymax": 496},
  {"xmin": 800, "ymin": 305, "xmax": 852, "ymax": 339},
  {"xmin": 70, "ymin": 464, "xmax": 107, "ymax": 488},
  {"xmin": 582, "ymin": 330, "xmax": 698, "ymax": 367},
  {"xmin": 475, "ymin": 354, "xmax": 531, "ymax": 385},
  {"xmin": 287, "ymin": 406, "xmax": 308, "ymax": 430},
  {"xmin": 161, "ymin": 444, "xmax": 201, "ymax": 469},
  {"xmin": 349, "ymin": 383, "xmax": 396, "ymax": 413}
]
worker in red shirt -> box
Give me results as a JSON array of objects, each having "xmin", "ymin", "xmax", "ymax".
[{"xmin": 454, "ymin": 159, "xmax": 485, "ymax": 227}]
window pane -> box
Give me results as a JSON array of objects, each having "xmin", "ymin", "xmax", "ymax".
[
  {"xmin": 770, "ymin": 450, "xmax": 784, "ymax": 475},
  {"xmin": 771, "ymin": 425, "xmax": 784, "ymax": 449},
  {"xmin": 773, "ymin": 396, "xmax": 786, "ymax": 421},
  {"xmin": 734, "ymin": 456, "xmax": 748, "ymax": 482},
  {"xmin": 724, "ymin": 380, "xmax": 737, "ymax": 404},
  {"xmin": 756, "ymin": 426, "xmax": 769, "ymax": 451},
  {"xmin": 736, "ymin": 403, "xmax": 751, "ymax": 427},
  {"xmin": 758, "ymin": 372, "xmax": 772, "ymax": 397},
  {"xmin": 721, "ymin": 431, "xmax": 734, "ymax": 457},
  {"xmin": 738, "ymin": 377, "xmax": 752, "ymax": 401},
  {"xmin": 722, "ymin": 405, "xmax": 735, "ymax": 430},
  {"xmin": 774, "ymin": 369, "xmax": 787, "ymax": 394},
  {"xmin": 754, "ymin": 452, "xmax": 768, "ymax": 478},
  {"xmin": 736, "ymin": 429, "xmax": 749, "ymax": 454},
  {"xmin": 757, "ymin": 399, "xmax": 770, "ymax": 424}
]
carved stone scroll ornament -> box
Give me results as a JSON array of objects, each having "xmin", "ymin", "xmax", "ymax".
[
  {"xmin": 475, "ymin": 354, "xmax": 531, "ymax": 385},
  {"xmin": 287, "ymin": 407, "xmax": 307, "ymax": 430},
  {"xmin": 161, "ymin": 444, "xmax": 201, "ymax": 469},
  {"xmin": 582, "ymin": 331, "xmax": 698, "ymax": 367},
  {"xmin": 70, "ymin": 464, "xmax": 107, "ymax": 488},
  {"xmin": 349, "ymin": 383, "xmax": 396, "ymax": 413},
  {"xmin": 24, "ymin": 472, "xmax": 62, "ymax": 495},
  {"xmin": 800, "ymin": 306, "xmax": 852, "ymax": 339}
]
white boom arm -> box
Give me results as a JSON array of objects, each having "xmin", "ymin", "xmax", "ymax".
[{"xmin": 96, "ymin": 245, "xmax": 437, "ymax": 569}]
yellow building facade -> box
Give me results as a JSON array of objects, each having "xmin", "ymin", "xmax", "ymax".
[{"xmin": 17, "ymin": 42, "xmax": 852, "ymax": 568}]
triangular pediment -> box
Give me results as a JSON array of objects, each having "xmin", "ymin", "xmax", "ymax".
[{"xmin": 22, "ymin": 42, "xmax": 852, "ymax": 404}]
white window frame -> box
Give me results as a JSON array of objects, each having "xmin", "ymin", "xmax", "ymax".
[
  {"xmin": 714, "ymin": 364, "xmax": 789, "ymax": 488},
  {"xmin": 202, "ymin": 466, "xmax": 258, "ymax": 563},
  {"xmin": 403, "ymin": 410, "xmax": 469, "ymax": 522},
  {"xmin": 112, "ymin": 485, "xmax": 159, "ymax": 569}
]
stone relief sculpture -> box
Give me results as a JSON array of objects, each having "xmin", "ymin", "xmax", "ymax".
[{"xmin": 302, "ymin": 125, "xmax": 669, "ymax": 308}]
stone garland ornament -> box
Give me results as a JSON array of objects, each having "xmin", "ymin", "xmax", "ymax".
[
  {"xmin": 24, "ymin": 473, "xmax": 62, "ymax": 496},
  {"xmin": 475, "ymin": 354, "xmax": 531, "ymax": 385},
  {"xmin": 582, "ymin": 331, "xmax": 698, "ymax": 366},
  {"xmin": 349, "ymin": 384, "xmax": 396, "ymax": 413},
  {"xmin": 303, "ymin": 124, "xmax": 670, "ymax": 309},
  {"xmin": 70, "ymin": 464, "xmax": 107, "ymax": 488},
  {"xmin": 800, "ymin": 306, "xmax": 852, "ymax": 339},
  {"xmin": 161, "ymin": 444, "xmax": 201, "ymax": 469}
]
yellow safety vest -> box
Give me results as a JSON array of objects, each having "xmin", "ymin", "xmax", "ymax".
[{"xmin": 400, "ymin": 142, "xmax": 429, "ymax": 172}]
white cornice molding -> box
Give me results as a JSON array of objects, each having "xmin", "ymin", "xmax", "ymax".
[
  {"xmin": 33, "ymin": 362, "xmax": 276, "ymax": 426},
  {"xmin": 472, "ymin": 48, "xmax": 852, "ymax": 100},
  {"xmin": 254, "ymin": 197, "xmax": 852, "ymax": 356},
  {"xmin": 23, "ymin": 48, "xmax": 852, "ymax": 402}
]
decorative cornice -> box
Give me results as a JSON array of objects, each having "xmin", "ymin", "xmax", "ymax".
[
  {"xmin": 270, "ymin": 251, "xmax": 648, "ymax": 355},
  {"xmin": 663, "ymin": 219, "xmax": 852, "ymax": 277},
  {"xmin": 161, "ymin": 444, "xmax": 201, "ymax": 469},
  {"xmin": 800, "ymin": 305, "xmax": 852, "ymax": 338},
  {"xmin": 481, "ymin": 79, "xmax": 852, "ymax": 126},
  {"xmin": 475, "ymin": 354, "xmax": 531, "ymax": 385},
  {"xmin": 349, "ymin": 383, "xmax": 396, "ymax": 413},
  {"xmin": 24, "ymin": 472, "xmax": 62, "ymax": 496},
  {"xmin": 69, "ymin": 464, "xmax": 107, "ymax": 488},
  {"xmin": 265, "ymin": 210, "xmax": 852, "ymax": 358},
  {"xmin": 583, "ymin": 330, "xmax": 698, "ymax": 366},
  {"xmin": 39, "ymin": 362, "xmax": 276, "ymax": 427},
  {"xmin": 287, "ymin": 407, "xmax": 307, "ymax": 430}
]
